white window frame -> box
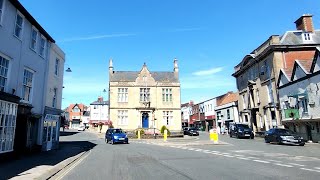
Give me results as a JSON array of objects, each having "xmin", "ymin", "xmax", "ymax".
[
  {"xmin": 0, "ymin": 100, "xmax": 18, "ymax": 154},
  {"xmin": 0, "ymin": 55, "xmax": 9, "ymax": 92},
  {"xmin": 22, "ymin": 68, "xmax": 34, "ymax": 103},
  {"xmin": 162, "ymin": 88, "xmax": 172, "ymax": 102},
  {"xmin": 0, "ymin": 0, "xmax": 5, "ymax": 25},
  {"xmin": 140, "ymin": 88, "xmax": 150, "ymax": 102},
  {"xmin": 39, "ymin": 35, "xmax": 46, "ymax": 58},
  {"xmin": 14, "ymin": 11, "xmax": 24, "ymax": 40},
  {"xmin": 163, "ymin": 111, "xmax": 173, "ymax": 126},
  {"xmin": 118, "ymin": 88, "xmax": 128, "ymax": 102},
  {"xmin": 55, "ymin": 58, "xmax": 59, "ymax": 76},
  {"xmin": 118, "ymin": 110, "xmax": 128, "ymax": 125},
  {"xmin": 52, "ymin": 88, "xmax": 57, "ymax": 108},
  {"xmin": 302, "ymin": 33, "xmax": 312, "ymax": 41},
  {"xmin": 72, "ymin": 106, "xmax": 80, "ymax": 112},
  {"xmin": 30, "ymin": 27, "xmax": 38, "ymax": 51}
]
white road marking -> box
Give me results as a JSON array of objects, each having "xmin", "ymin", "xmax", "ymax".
[
  {"xmin": 236, "ymin": 157, "xmax": 251, "ymax": 160},
  {"xmin": 287, "ymin": 163, "xmax": 305, "ymax": 167},
  {"xmin": 246, "ymin": 157, "xmax": 260, "ymax": 159},
  {"xmin": 274, "ymin": 163, "xmax": 293, "ymax": 168},
  {"xmin": 233, "ymin": 154, "xmax": 244, "ymax": 157},
  {"xmin": 267, "ymin": 159, "xmax": 282, "ymax": 163},
  {"xmin": 210, "ymin": 151, "xmax": 220, "ymax": 153},
  {"xmin": 188, "ymin": 148, "xmax": 195, "ymax": 150},
  {"xmin": 221, "ymin": 153, "xmax": 230, "ymax": 155},
  {"xmin": 300, "ymin": 168, "xmax": 320, "ymax": 173},
  {"xmin": 253, "ymin": 160, "xmax": 270, "ymax": 164},
  {"xmin": 223, "ymin": 155, "xmax": 234, "ymax": 158},
  {"xmin": 314, "ymin": 167, "xmax": 320, "ymax": 170},
  {"xmin": 195, "ymin": 149, "xmax": 203, "ymax": 152},
  {"xmin": 204, "ymin": 151, "xmax": 211, "ymax": 154}
]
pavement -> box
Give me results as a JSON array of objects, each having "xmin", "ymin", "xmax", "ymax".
[{"xmin": 0, "ymin": 130, "xmax": 97, "ymax": 180}]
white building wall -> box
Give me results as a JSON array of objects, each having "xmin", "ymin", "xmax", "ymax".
[
  {"xmin": 90, "ymin": 104, "xmax": 109, "ymax": 121},
  {"xmin": 204, "ymin": 98, "xmax": 216, "ymax": 117}
]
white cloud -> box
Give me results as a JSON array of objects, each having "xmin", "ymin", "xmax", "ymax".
[
  {"xmin": 59, "ymin": 33, "xmax": 135, "ymax": 42},
  {"xmin": 192, "ymin": 67, "xmax": 223, "ymax": 76}
]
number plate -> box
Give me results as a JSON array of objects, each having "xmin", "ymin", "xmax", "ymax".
[
  {"xmin": 119, "ymin": 138, "xmax": 125, "ymax": 140},
  {"xmin": 245, "ymin": 134, "xmax": 250, "ymax": 136}
]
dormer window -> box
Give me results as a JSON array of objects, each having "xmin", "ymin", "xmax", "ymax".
[{"xmin": 303, "ymin": 33, "xmax": 312, "ymax": 41}]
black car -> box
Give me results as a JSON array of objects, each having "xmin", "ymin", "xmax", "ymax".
[
  {"xmin": 264, "ymin": 128, "xmax": 305, "ymax": 146},
  {"xmin": 229, "ymin": 123, "xmax": 254, "ymax": 139},
  {"xmin": 184, "ymin": 127, "xmax": 199, "ymax": 136}
]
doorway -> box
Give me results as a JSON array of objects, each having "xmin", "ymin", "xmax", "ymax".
[
  {"xmin": 306, "ymin": 124, "xmax": 313, "ymax": 141},
  {"xmin": 142, "ymin": 112, "xmax": 149, "ymax": 128}
]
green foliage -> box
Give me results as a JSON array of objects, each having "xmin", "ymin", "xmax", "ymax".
[
  {"xmin": 160, "ymin": 125, "xmax": 171, "ymax": 136},
  {"xmin": 135, "ymin": 128, "xmax": 145, "ymax": 136}
]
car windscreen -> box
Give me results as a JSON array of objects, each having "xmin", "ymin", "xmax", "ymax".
[
  {"xmin": 113, "ymin": 129, "xmax": 123, "ymax": 134},
  {"xmin": 277, "ymin": 129, "xmax": 295, "ymax": 135},
  {"xmin": 189, "ymin": 128, "xmax": 197, "ymax": 131},
  {"xmin": 237, "ymin": 124, "xmax": 249, "ymax": 129}
]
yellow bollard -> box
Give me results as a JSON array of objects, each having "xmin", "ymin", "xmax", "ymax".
[
  {"xmin": 209, "ymin": 129, "xmax": 214, "ymax": 141},
  {"xmin": 138, "ymin": 130, "xmax": 141, "ymax": 139},
  {"xmin": 213, "ymin": 132, "xmax": 219, "ymax": 144},
  {"xmin": 164, "ymin": 129, "xmax": 167, "ymax": 142}
]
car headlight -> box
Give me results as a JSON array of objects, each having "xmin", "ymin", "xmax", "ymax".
[
  {"xmin": 280, "ymin": 136, "xmax": 288, "ymax": 140},
  {"xmin": 125, "ymin": 135, "xmax": 128, "ymax": 138},
  {"xmin": 238, "ymin": 129, "xmax": 243, "ymax": 132},
  {"xmin": 113, "ymin": 136, "xmax": 118, "ymax": 139}
]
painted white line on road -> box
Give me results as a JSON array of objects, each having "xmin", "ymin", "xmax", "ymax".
[
  {"xmin": 300, "ymin": 168, "xmax": 320, "ymax": 173},
  {"xmin": 246, "ymin": 157, "xmax": 260, "ymax": 159},
  {"xmin": 233, "ymin": 154, "xmax": 244, "ymax": 157},
  {"xmin": 210, "ymin": 151, "xmax": 220, "ymax": 153},
  {"xmin": 203, "ymin": 150, "xmax": 211, "ymax": 152},
  {"xmin": 187, "ymin": 148, "xmax": 195, "ymax": 151},
  {"xmin": 287, "ymin": 163, "xmax": 305, "ymax": 167},
  {"xmin": 221, "ymin": 153, "xmax": 230, "ymax": 155},
  {"xmin": 268, "ymin": 159, "xmax": 282, "ymax": 163},
  {"xmin": 314, "ymin": 167, "xmax": 320, "ymax": 170},
  {"xmin": 236, "ymin": 157, "xmax": 251, "ymax": 160},
  {"xmin": 274, "ymin": 163, "xmax": 293, "ymax": 168},
  {"xmin": 204, "ymin": 151, "xmax": 211, "ymax": 154},
  {"xmin": 169, "ymin": 146, "xmax": 176, "ymax": 148},
  {"xmin": 223, "ymin": 155, "xmax": 234, "ymax": 158},
  {"xmin": 253, "ymin": 160, "xmax": 270, "ymax": 164},
  {"xmin": 195, "ymin": 149, "xmax": 203, "ymax": 152}
]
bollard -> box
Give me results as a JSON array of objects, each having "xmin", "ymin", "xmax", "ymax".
[
  {"xmin": 213, "ymin": 132, "xmax": 219, "ymax": 144},
  {"xmin": 164, "ymin": 129, "xmax": 167, "ymax": 142},
  {"xmin": 138, "ymin": 130, "xmax": 141, "ymax": 139},
  {"xmin": 209, "ymin": 129, "xmax": 214, "ymax": 141}
]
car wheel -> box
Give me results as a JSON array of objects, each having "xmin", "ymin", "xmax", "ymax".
[
  {"xmin": 299, "ymin": 143, "xmax": 305, "ymax": 146},
  {"xmin": 229, "ymin": 133, "xmax": 232, "ymax": 138},
  {"xmin": 264, "ymin": 138, "xmax": 270, "ymax": 143},
  {"xmin": 105, "ymin": 138, "xmax": 108, "ymax": 144},
  {"xmin": 236, "ymin": 133, "xmax": 240, "ymax": 139},
  {"xmin": 111, "ymin": 139, "xmax": 114, "ymax": 145}
]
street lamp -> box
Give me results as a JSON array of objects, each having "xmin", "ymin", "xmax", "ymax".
[{"xmin": 65, "ymin": 63, "xmax": 72, "ymax": 72}]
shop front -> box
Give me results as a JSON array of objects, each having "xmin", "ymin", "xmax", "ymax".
[{"xmin": 42, "ymin": 114, "xmax": 60, "ymax": 151}]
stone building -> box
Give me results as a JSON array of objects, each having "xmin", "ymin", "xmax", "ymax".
[
  {"xmin": 108, "ymin": 59, "xmax": 182, "ymax": 132},
  {"xmin": 232, "ymin": 14, "xmax": 320, "ymax": 133}
]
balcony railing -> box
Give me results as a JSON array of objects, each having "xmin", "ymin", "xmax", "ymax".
[{"xmin": 284, "ymin": 109, "xmax": 299, "ymax": 119}]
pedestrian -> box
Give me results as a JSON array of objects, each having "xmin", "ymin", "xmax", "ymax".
[
  {"xmin": 221, "ymin": 125, "xmax": 225, "ymax": 135},
  {"xmin": 217, "ymin": 126, "xmax": 221, "ymax": 134}
]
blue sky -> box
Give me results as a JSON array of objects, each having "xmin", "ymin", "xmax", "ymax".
[{"xmin": 20, "ymin": 0, "xmax": 320, "ymax": 109}]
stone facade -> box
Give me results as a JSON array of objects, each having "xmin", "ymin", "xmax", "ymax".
[
  {"xmin": 109, "ymin": 59, "xmax": 181, "ymax": 132},
  {"xmin": 233, "ymin": 14, "xmax": 320, "ymax": 133}
]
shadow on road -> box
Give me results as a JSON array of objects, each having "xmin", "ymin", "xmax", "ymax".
[
  {"xmin": 60, "ymin": 131, "xmax": 79, "ymax": 136},
  {"xmin": 0, "ymin": 141, "xmax": 96, "ymax": 180}
]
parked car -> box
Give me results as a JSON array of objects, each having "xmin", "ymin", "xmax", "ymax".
[
  {"xmin": 186, "ymin": 127, "xmax": 199, "ymax": 136},
  {"xmin": 264, "ymin": 128, "xmax": 305, "ymax": 146},
  {"xmin": 183, "ymin": 127, "xmax": 190, "ymax": 135},
  {"xmin": 105, "ymin": 128, "xmax": 128, "ymax": 145},
  {"xmin": 229, "ymin": 123, "xmax": 254, "ymax": 139},
  {"xmin": 77, "ymin": 125, "xmax": 85, "ymax": 131}
]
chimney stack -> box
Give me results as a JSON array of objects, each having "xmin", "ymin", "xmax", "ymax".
[
  {"xmin": 98, "ymin": 96, "xmax": 103, "ymax": 102},
  {"xmin": 295, "ymin": 14, "xmax": 314, "ymax": 32},
  {"xmin": 173, "ymin": 58, "xmax": 179, "ymax": 79},
  {"xmin": 109, "ymin": 58, "xmax": 114, "ymax": 75}
]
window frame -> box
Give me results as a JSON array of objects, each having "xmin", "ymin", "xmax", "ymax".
[
  {"xmin": 0, "ymin": 55, "xmax": 10, "ymax": 92},
  {"xmin": 0, "ymin": 0, "xmax": 5, "ymax": 25},
  {"xmin": 163, "ymin": 111, "xmax": 173, "ymax": 126},
  {"xmin": 14, "ymin": 11, "xmax": 24, "ymax": 40},
  {"xmin": 39, "ymin": 35, "xmax": 46, "ymax": 58},
  {"xmin": 117, "ymin": 88, "xmax": 128, "ymax": 102},
  {"xmin": 140, "ymin": 88, "xmax": 150, "ymax": 102},
  {"xmin": 117, "ymin": 110, "xmax": 128, "ymax": 125},
  {"xmin": 227, "ymin": 109, "xmax": 230, "ymax": 119},
  {"xmin": 22, "ymin": 68, "xmax": 34, "ymax": 103},
  {"xmin": 54, "ymin": 58, "xmax": 60, "ymax": 76},
  {"xmin": 302, "ymin": 33, "xmax": 312, "ymax": 41},
  {"xmin": 52, "ymin": 88, "xmax": 57, "ymax": 108},
  {"xmin": 162, "ymin": 88, "xmax": 172, "ymax": 102},
  {"xmin": 30, "ymin": 27, "xmax": 38, "ymax": 51}
]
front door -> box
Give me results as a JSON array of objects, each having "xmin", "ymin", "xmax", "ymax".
[
  {"xmin": 46, "ymin": 121, "xmax": 53, "ymax": 151},
  {"xmin": 142, "ymin": 112, "xmax": 149, "ymax": 128},
  {"xmin": 306, "ymin": 124, "xmax": 313, "ymax": 141}
]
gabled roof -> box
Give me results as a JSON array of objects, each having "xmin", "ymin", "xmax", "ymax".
[
  {"xmin": 310, "ymin": 47, "xmax": 320, "ymax": 72},
  {"xmin": 216, "ymin": 92, "xmax": 238, "ymax": 106},
  {"xmin": 67, "ymin": 103, "xmax": 86, "ymax": 112},
  {"xmin": 277, "ymin": 69, "xmax": 291, "ymax": 87},
  {"xmin": 110, "ymin": 71, "xmax": 178, "ymax": 82},
  {"xmin": 291, "ymin": 59, "xmax": 313, "ymax": 81}
]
